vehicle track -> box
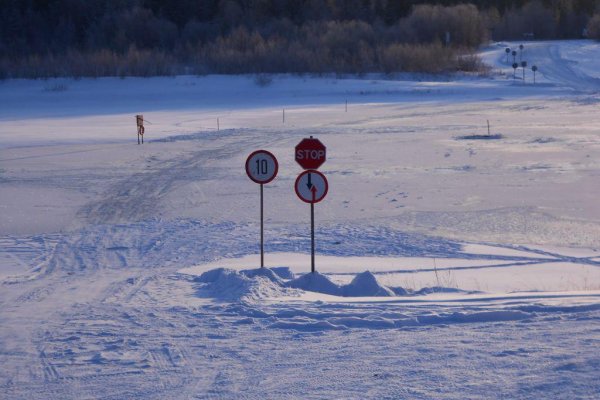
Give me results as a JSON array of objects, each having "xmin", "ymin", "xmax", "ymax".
[
  {"xmin": 526, "ymin": 42, "xmax": 600, "ymax": 92},
  {"xmin": 78, "ymin": 130, "xmax": 269, "ymax": 225}
]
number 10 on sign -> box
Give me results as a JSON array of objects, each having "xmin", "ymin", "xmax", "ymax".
[{"xmin": 245, "ymin": 150, "xmax": 279, "ymax": 268}]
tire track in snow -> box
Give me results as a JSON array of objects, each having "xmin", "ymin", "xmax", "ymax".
[
  {"xmin": 77, "ymin": 129, "xmax": 264, "ymax": 225},
  {"xmin": 0, "ymin": 235, "xmax": 60, "ymax": 284},
  {"xmin": 78, "ymin": 148, "xmax": 217, "ymax": 224},
  {"xmin": 527, "ymin": 42, "xmax": 600, "ymax": 92}
]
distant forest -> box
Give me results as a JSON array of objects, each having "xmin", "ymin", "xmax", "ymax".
[{"xmin": 1, "ymin": 0, "xmax": 600, "ymax": 78}]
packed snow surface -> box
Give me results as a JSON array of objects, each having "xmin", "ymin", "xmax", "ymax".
[{"xmin": 1, "ymin": 41, "xmax": 599, "ymax": 399}]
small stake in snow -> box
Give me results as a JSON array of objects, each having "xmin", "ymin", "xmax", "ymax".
[
  {"xmin": 512, "ymin": 62, "xmax": 518, "ymax": 80},
  {"xmin": 433, "ymin": 258, "xmax": 440, "ymax": 287},
  {"xmin": 487, "ymin": 120, "xmax": 491, "ymax": 136},
  {"xmin": 532, "ymin": 65, "xmax": 538, "ymax": 84},
  {"xmin": 295, "ymin": 170, "xmax": 328, "ymax": 273},
  {"xmin": 246, "ymin": 150, "xmax": 279, "ymax": 268},
  {"xmin": 217, "ymin": 117, "xmax": 220, "ymax": 131},
  {"xmin": 136, "ymin": 114, "xmax": 145, "ymax": 144}
]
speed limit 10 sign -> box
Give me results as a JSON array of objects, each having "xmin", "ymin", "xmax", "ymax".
[{"xmin": 245, "ymin": 150, "xmax": 278, "ymax": 184}]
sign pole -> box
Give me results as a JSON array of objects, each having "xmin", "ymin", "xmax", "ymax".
[
  {"xmin": 294, "ymin": 138, "xmax": 328, "ymax": 274},
  {"xmin": 294, "ymin": 169, "xmax": 327, "ymax": 274},
  {"xmin": 260, "ymin": 183, "xmax": 264, "ymax": 268},
  {"xmin": 245, "ymin": 150, "xmax": 278, "ymax": 269},
  {"xmin": 311, "ymin": 202, "xmax": 315, "ymax": 273}
]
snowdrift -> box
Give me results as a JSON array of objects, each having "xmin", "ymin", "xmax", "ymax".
[
  {"xmin": 194, "ymin": 268, "xmax": 297, "ymax": 301},
  {"xmin": 192, "ymin": 267, "xmax": 463, "ymax": 301}
]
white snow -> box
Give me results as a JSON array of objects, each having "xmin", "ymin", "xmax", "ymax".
[
  {"xmin": 182, "ymin": 251, "xmax": 600, "ymax": 294},
  {"xmin": 1, "ymin": 40, "xmax": 599, "ymax": 399},
  {"xmin": 194, "ymin": 267, "xmax": 297, "ymax": 301}
]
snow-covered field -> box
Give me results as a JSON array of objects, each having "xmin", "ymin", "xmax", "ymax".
[{"xmin": 1, "ymin": 41, "xmax": 599, "ymax": 399}]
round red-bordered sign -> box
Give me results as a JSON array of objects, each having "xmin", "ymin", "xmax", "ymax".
[
  {"xmin": 246, "ymin": 150, "xmax": 279, "ymax": 184},
  {"xmin": 294, "ymin": 170, "xmax": 328, "ymax": 204}
]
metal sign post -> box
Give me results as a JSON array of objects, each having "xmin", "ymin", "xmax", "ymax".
[
  {"xmin": 245, "ymin": 150, "xmax": 278, "ymax": 268},
  {"xmin": 311, "ymin": 201, "xmax": 315, "ymax": 272},
  {"xmin": 294, "ymin": 136, "xmax": 327, "ymax": 273},
  {"xmin": 295, "ymin": 170, "xmax": 328, "ymax": 273},
  {"xmin": 260, "ymin": 183, "xmax": 264, "ymax": 267}
]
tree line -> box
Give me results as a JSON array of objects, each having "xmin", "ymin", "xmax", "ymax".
[{"xmin": 1, "ymin": 0, "xmax": 600, "ymax": 78}]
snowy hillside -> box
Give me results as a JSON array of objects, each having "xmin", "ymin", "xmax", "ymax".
[{"xmin": 0, "ymin": 41, "xmax": 599, "ymax": 399}]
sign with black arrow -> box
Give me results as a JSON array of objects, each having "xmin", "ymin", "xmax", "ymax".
[
  {"xmin": 295, "ymin": 170, "xmax": 328, "ymax": 273},
  {"xmin": 295, "ymin": 170, "xmax": 328, "ymax": 203}
]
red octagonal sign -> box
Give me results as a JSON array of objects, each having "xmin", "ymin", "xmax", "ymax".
[{"xmin": 295, "ymin": 137, "xmax": 326, "ymax": 170}]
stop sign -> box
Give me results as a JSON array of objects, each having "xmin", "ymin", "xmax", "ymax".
[{"xmin": 295, "ymin": 137, "xmax": 326, "ymax": 169}]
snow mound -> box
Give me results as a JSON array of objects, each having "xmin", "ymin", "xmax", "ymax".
[
  {"xmin": 343, "ymin": 271, "xmax": 395, "ymax": 297},
  {"xmin": 286, "ymin": 270, "xmax": 401, "ymax": 297},
  {"xmin": 195, "ymin": 267, "xmax": 234, "ymax": 283},
  {"xmin": 195, "ymin": 268, "xmax": 293, "ymax": 301},
  {"xmin": 270, "ymin": 267, "xmax": 295, "ymax": 280},
  {"xmin": 390, "ymin": 286, "xmax": 409, "ymax": 296},
  {"xmin": 198, "ymin": 266, "xmax": 405, "ymax": 301},
  {"xmin": 286, "ymin": 272, "xmax": 342, "ymax": 296},
  {"xmin": 193, "ymin": 267, "xmax": 470, "ymax": 300},
  {"xmin": 240, "ymin": 267, "xmax": 284, "ymax": 284}
]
